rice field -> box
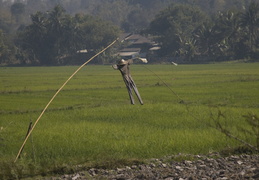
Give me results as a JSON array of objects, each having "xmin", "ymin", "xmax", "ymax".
[{"xmin": 0, "ymin": 62, "xmax": 259, "ymax": 178}]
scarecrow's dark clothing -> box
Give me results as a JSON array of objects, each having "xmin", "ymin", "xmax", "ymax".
[{"xmin": 113, "ymin": 59, "xmax": 143, "ymax": 105}]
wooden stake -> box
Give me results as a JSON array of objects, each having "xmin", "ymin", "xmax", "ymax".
[{"xmin": 17, "ymin": 121, "xmax": 32, "ymax": 160}]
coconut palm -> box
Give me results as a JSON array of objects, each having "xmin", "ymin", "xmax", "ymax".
[
  {"xmin": 215, "ymin": 11, "xmax": 242, "ymax": 58},
  {"xmin": 240, "ymin": 2, "xmax": 259, "ymax": 51}
]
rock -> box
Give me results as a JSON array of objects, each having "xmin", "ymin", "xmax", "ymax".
[
  {"xmin": 175, "ymin": 166, "xmax": 183, "ymax": 171},
  {"xmin": 71, "ymin": 173, "xmax": 80, "ymax": 180},
  {"xmin": 237, "ymin": 160, "xmax": 243, "ymax": 165},
  {"xmin": 161, "ymin": 163, "xmax": 167, "ymax": 168}
]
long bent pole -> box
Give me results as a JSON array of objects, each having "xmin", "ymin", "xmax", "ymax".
[{"xmin": 14, "ymin": 38, "xmax": 118, "ymax": 163}]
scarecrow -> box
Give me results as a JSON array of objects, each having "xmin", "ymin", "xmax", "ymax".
[{"xmin": 112, "ymin": 58, "xmax": 147, "ymax": 105}]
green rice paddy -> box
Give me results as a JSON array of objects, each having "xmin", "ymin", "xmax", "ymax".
[{"xmin": 0, "ymin": 62, "xmax": 259, "ymax": 177}]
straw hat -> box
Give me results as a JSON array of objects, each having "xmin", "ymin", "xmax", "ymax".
[{"xmin": 117, "ymin": 59, "xmax": 127, "ymax": 65}]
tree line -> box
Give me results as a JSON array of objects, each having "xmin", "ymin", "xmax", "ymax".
[
  {"xmin": 15, "ymin": 5, "xmax": 119, "ymax": 65},
  {"xmin": 0, "ymin": 0, "xmax": 259, "ymax": 65},
  {"xmin": 147, "ymin": 2, "xmax": 259, "ymax": 62},
  {"xmin": 1, "ymin": 4, "xmax": 120, "ymax": 65}
]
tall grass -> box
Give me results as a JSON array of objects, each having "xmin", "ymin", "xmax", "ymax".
[{"xmin": 0, "ymin": 63, "xmax": 259, "ymax": 178}]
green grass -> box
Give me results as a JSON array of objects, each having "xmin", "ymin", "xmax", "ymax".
[{"xmin": 0, "ymin": 63, "xmax": 259, "ymax": 178}]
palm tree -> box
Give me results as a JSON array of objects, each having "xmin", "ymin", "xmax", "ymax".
[
  {"xmin": 23, "ymin": 12, "xmax": 49, "ymax": 64},
  {"xmin": 10, "ymin": 2, "xmax": 25, "ymax": 23},
  {"xmin": 193, "ymin": 23, "xmax": 216, "ymax": 56},
  {"xmin": 240, "ymin": 2, "xmax": 259, "ymax": 51},
  {"xmin": 215, "ymin": 11, "xmax": 241, "ymax": 59},
  {"xmin": 217, "ymin": 11, "xmax": 240, "ymax": 40},
  {"xmin": 47, "ymin": 5, "xmax": 66, "ymax": 36}
]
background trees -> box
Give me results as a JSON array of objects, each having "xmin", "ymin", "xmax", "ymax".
[
  {"xmin": 16, "ymin": 5, "xmax": 119, "ymax": 65},
  {"xmin": 147, "ymin": 3, "xmax": 208, "ymax": 60},
  {"xmin": 0, "ymin": 0, "xmax": 259, "ymax": 65},
  {"xmin": 240, "ymin": 2, "xmax": 259, "ymax": 55},
  {"xmin": 147, "ymin": 1, "xmax": 259, "ymax": 62},
  {"xmin": 0, "ymin": 30, "xmax": 17, "ymax": 65},
  {"xmin": 10, "ymin": 2, "xmax": 25, "ymax": 24}
]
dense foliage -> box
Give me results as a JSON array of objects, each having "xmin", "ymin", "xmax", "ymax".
[
  {"xmin": 15, "ymin": 5, "xmax": 119, "ymax": 65},
  {"xmin": 0, "ymin": 0, "xmax": 259, "ymax": 65},
  {"xmin": 147, "ymin": 4, "xmax": 208, "ymax": 60},
  {"xmin": 147, "ymin": 2, "xmax": 259, "ymax": 62}
]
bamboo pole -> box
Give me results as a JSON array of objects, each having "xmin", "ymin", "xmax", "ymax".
[{"xmin": 14, "ymin": 38, "xmax": 118, "ymax": 163}]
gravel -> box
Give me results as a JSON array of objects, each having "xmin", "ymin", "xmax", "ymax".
[{"xmin": 44, "ymin": 153, "xmax": 259, "ymax": 180}]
